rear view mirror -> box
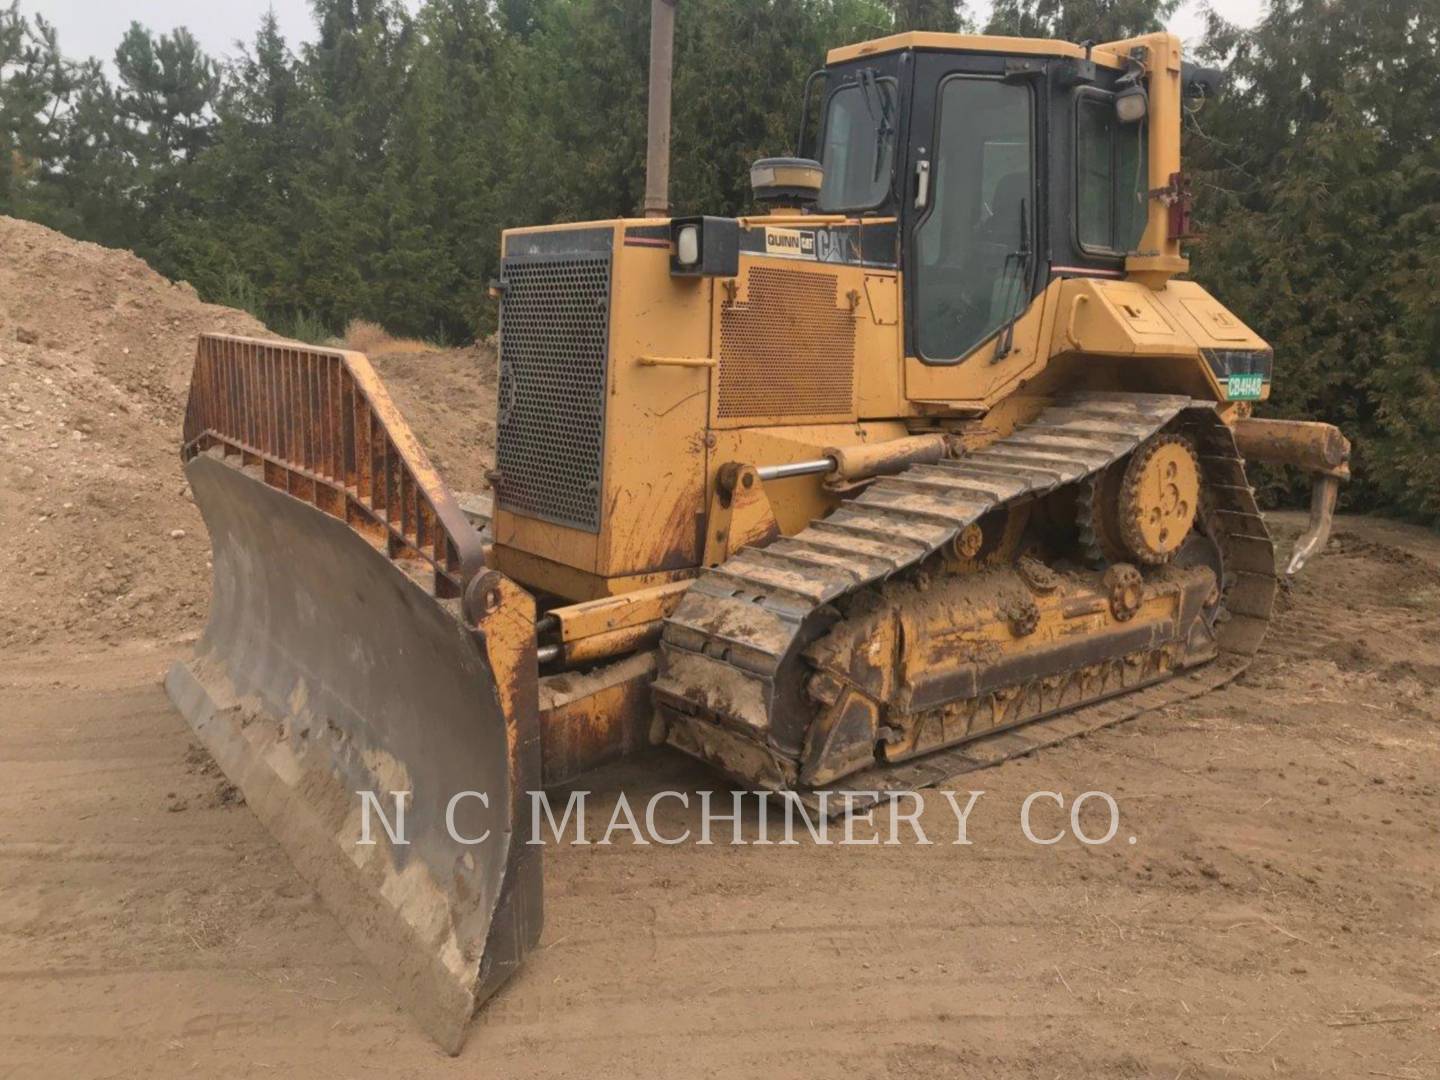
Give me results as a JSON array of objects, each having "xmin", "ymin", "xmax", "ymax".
[{"xmin": 1182, "ymin": 62, "xmax": 1224, "ymax": 106}]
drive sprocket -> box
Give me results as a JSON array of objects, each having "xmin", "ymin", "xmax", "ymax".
[
  {"xmin": 1081, "ymin": 432, "xmax": 1201, "ymax": 567},
  {"xmin": 1117, "ymin": 434, "xmax": 1201, "ymax": 565}
]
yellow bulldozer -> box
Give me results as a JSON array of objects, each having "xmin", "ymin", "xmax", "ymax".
[{"xmin": 165, "ymin": 27, "xmax": 1351, "ymax": 1052}]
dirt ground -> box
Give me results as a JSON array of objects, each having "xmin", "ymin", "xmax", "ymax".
[{"xmin": 2, "ymin": 511, "xmax": 1436, "ymax": 1080}]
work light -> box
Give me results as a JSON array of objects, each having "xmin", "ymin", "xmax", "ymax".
[{"xmin": 1115, "ymin": 82, "xmax": 1147, "ymax": 123}]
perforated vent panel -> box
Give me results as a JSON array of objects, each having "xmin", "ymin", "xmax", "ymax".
[
  {"xmin": 496, "ymin": 254, "xmax": 611, "ymax": 532},
  {"xmin": 717, "ymin": 266, "xmax": 855, "ymax": 422}
]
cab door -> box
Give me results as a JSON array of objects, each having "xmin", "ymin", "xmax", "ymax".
[{"xmin": 902, "ymin": 52, "xmax": 1053, "ymax": 407}]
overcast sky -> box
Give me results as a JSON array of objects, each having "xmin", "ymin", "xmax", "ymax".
[{"xmin": 33, "ymin": 0, "xmax": 1268, "ymax": 69}]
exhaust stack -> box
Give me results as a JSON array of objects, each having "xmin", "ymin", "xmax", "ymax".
[{"xmin": 643, "ymin": 0, "xmax": 676, "ymax": 217}]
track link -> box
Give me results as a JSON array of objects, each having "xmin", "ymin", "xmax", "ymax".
[{"xmin": 653, "ymin": 392, "xmax": 1277, "ymax": 798}]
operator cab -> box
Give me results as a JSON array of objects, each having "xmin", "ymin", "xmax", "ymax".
[{"xmin": 802, "ymin": 33, "xmax": 1169, "ymax": 367}]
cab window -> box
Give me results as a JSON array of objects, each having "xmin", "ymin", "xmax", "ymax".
[
  {"xmin": 817, "ymin": 77, "xmax": 897, "ymax": 212},
  {"xmin": 914, "ymin": 77, "xmax": 1034, "ymax": 363},
  {"xmin": 1076, "ymin": 93, "xmax": 1148, "ymax": 253}
]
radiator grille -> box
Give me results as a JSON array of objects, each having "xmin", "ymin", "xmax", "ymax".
[
  {"xmin": 717, "ymin": 266, "xmax": 855, "ymax": 421},
  {"xmin": 496, "ymin": 254, "xmax": 611, "ymax": 532}
]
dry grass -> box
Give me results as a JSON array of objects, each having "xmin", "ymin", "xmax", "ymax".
[{"xmin": 342, "ymin": 319, "xmax": 436, "ymax": 356}]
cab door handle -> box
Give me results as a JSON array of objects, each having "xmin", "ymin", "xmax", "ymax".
[{"xmin": 915, "ymin": 159, "xmax": 931, "ymax": 211}]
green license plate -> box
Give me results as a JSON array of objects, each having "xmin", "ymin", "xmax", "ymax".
[{"xmin": 1227, "ymin": 373, "xmax": 1265, "ymax": 400}]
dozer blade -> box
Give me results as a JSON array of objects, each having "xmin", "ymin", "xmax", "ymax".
[{"xmin": 165, "ymin": 335, "xmax": 541, "ymax": 1053}]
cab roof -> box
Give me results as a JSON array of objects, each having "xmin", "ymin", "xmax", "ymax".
[{"xmin": 826, "ymin": 32, "xmax": 1126, "ymax": 70}]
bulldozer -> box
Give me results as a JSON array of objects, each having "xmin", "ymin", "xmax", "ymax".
[{"xmin": 165, "ymin": 27, "xmax": 1352, "ymax": 1053}]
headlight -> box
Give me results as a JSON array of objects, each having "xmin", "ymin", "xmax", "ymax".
[
  {"xmin": 676, "ymin": 224, "xmax": 700, "ymax": 266},
  {"xmin": 1115, "ymin": 83, "xmax": 1148, "ymax": 124},
  {"xmin": 668, "ymin": 216, "xmax": 739, "ymax": 278}
]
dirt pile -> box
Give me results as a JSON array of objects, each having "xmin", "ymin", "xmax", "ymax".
[
  {"xmin": 367, "ymin": 343, "xmax": 498, "ymax": 497},
  {"xmin": 0, "ymin": 217, "xmax": 267, "ymax": 648},
  {"xmin": 0, "ymin": 217, "xmax": 497, "ymax": 648}
]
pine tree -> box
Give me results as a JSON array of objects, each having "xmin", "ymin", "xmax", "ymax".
[
  {"xmin": 108, "ymin": 23, "xmax": 220, "ymax": 252},
  {"xmin": 0, "ymin": 5, "xmax": 119, "ymax": 234},
  {"xmin": 147, "ymin": 12, "xmax": 309, "ymax": 321},
  {"xmin": 889, "ymin": 0, "xmax": 969, "ymax": 31},
  {"xmin": 283, "ymin": 0, "xmax": 415, "ymax": 333},
  {"xmin": 377, "ymin": 0, "xmax": 510, "ymax": 338},
  {"xmin": 1188, "ymin": 0, "xmax": 1440, "ymax": 519},
  {"xmin": 113, "ymin": 24, "xmax": 218, "ymax": 166},
  {"xmin": 985, "ymin": 0, "xmax": 1177, "ymax": 43}
]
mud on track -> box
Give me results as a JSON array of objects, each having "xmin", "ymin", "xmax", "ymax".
[{"xmin": 0, "ymin": 512, "xmax": 1437, "ymax": 1080}]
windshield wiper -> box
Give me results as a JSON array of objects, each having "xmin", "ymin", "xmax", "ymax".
[
  {"xmin": 992, "ymin": 197, "xmax": 1032, "ymax": 363},
  {"xmin": 857, "ymin": 68, "xmax": 893, "ymax": 184}
]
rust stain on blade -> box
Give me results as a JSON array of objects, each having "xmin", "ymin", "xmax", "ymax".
[{"xmin": 180, "ymin": 333, "xmax": 486, "ymax": 597}]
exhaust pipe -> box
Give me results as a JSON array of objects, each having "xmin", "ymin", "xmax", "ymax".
[{"xmin": 643, "ymin": 0, "xmax": 676, "ymax": 217}]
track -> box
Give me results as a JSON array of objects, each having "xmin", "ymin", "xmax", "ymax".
[{"xmin": 654, "ymin": 392, "xmax": 1278, "ymax": 798}]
